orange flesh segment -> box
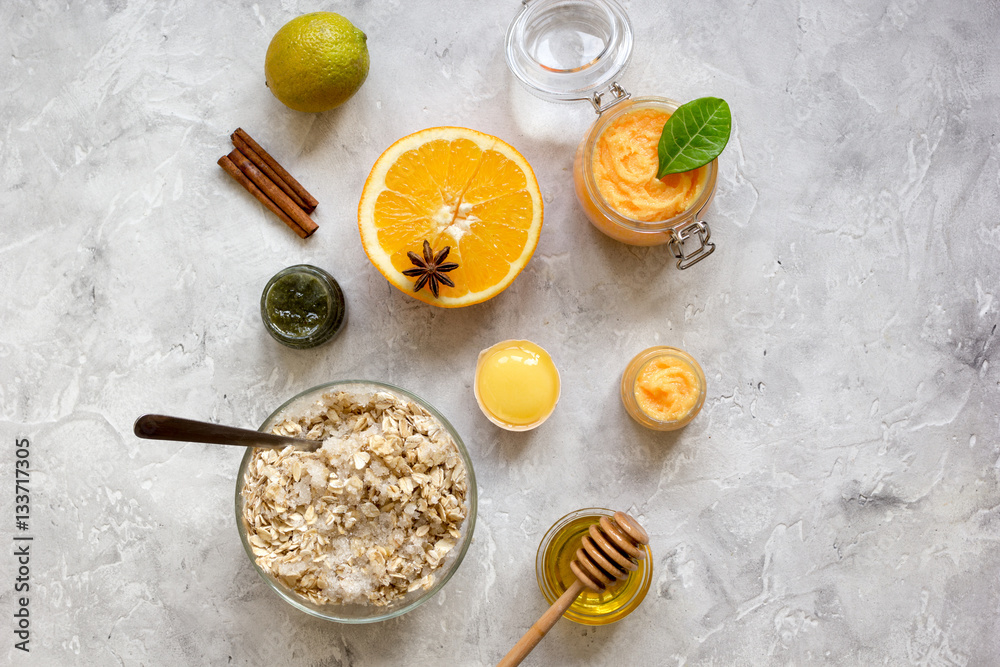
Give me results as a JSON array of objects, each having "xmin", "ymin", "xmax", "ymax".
[{"xmin": 375, "ymin": 140, "xmax": 535, "ymax": 298}]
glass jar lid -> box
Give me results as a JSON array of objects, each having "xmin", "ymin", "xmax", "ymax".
[{"xmin": 505, "ymin": 0, "xmax": 633, "ymax": 111}]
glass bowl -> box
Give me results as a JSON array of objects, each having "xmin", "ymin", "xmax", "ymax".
[
  {"xmin": 235, "ymin": 380, "xmax": 478, "ymax": 623},
  {"xmin": 535, "ymin": 507, "xmax": 652, "ymax": 625}
]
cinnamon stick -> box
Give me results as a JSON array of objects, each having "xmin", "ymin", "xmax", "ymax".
[
  {"xmin": 227, "ymin": 149, "xmax": 318, "ymax": 238},
  {"xmin": 232, "ymin": 128, "xmax": 318, "ymax": 213},
  {"xmin": 232, "ymin": 132, "xmax": 314, "ymax": 213},
  {"xmin": 217, "ymin": 155, "xmax": 308, "ymax": 239}
]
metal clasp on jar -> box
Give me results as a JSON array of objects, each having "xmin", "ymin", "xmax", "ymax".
[
  {"xmin": 589, "ymin": 82, "xmax": 630, "ymax": 114},
  {"xmin": 668, "ymin": 220, "xmax": 715, "ymax": 269}
]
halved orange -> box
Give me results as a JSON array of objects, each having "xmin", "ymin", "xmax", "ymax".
[{"xmin": 358, "ymin": 127, "xmax": 543, "ymax": 308}]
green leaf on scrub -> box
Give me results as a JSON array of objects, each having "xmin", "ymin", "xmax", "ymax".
[{"xmin": 657, "ymin": 97, "xmax": 732, "ymax": 177}]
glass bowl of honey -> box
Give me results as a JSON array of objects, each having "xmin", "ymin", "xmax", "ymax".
[{"xmin": 535, "ymin": 508, "xmax": 652, "ymax": 625}]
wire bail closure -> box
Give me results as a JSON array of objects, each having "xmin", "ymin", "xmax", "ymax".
[
  {"xmin": 668, "ymin": 220, "xmax": 715, "ymax": 269},
  {"xmin": 588, "ymin": 82, "xmax": 631, "ymax": 114}
]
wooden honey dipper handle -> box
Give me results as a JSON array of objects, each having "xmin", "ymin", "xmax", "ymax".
[{"xmin": 497, "ymin": 512, "xmax": 649, "ymax": 667}]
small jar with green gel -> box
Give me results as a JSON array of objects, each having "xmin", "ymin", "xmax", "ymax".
[{"xmin": 260, "ymin": 265, "xmax": 346, "ymax": 349}]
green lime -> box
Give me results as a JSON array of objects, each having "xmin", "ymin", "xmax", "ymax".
[{"xmin": 264, "ymin": 12, "xmax": 369, "ymax": 113}]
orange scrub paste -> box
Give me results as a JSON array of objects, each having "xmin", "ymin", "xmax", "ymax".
[
  {"xmin": 592, "ymin": 108, "xmax": 708, "ymax": 222},
  {"xmin": 633, "ymin": 355, "xmax": 700, "ymax": 422}
]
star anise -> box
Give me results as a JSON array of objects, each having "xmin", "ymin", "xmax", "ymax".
[{"xmin": 402, "ymin": 240, "xmax": 459, "ymax": 298}]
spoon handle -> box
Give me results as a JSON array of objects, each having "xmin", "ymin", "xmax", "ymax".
[
  {"xmin": 133, "ymin": 414, "xmax": 320, "ymax": 451},
  {"xmin": 497, "ymin": 579, "xmax": 585, "ymax": 667}
]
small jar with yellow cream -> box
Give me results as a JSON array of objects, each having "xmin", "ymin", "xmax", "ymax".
[
  {"xmin": 475, "ymin": 340, "xmax": 561, "ymax": 431},
  {"xmin": 621, "ymin": 346, "xmax": 706, "ymax": 431},
  {"xmin": 504, "ymin": 0, "xmax": 720, "ymax": 267}
]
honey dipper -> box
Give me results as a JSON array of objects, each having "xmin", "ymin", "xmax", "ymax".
[{"xmin": 497, "ymin": 512, "xmax": 650, "ymax": 667}]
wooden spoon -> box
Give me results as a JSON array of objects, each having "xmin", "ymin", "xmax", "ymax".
[{"xmin": 497, "ymin": 511, "xmax": 650, "ymax": 667}]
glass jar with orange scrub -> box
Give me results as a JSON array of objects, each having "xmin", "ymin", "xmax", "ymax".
[
  {"xmin": 475, "ymin": 340, "xmax": 560, "ymax": 431},
  {"xmin": 621, "ymin": 346, "xmax": 706, "ymax": 431},
  {"xmin": 574, "ymin": 98, "xmax": 718, "ymax": 255},
  {"xmin": 505, "ymin": 0, "xmax": 720, "ymax": 267}
]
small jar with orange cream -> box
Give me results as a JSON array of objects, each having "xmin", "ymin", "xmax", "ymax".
[
  {"xmin": 505, "ymin": 0, "xmax": 721, "ymax": 268},
  {"xmin": 621, "ymin": 346, "xmax": 706, "ymax": 431}
]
